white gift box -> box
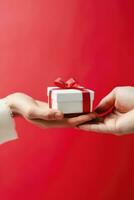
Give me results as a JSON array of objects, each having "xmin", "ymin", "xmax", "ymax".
[{"xmin": 47, "ymin": 87, "xmax": 94, "ymax": 114}]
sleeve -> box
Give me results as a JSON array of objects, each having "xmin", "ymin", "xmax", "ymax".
[{"xmin": 0, "ymin": 99, "xmax": 18, "ymax": 145}]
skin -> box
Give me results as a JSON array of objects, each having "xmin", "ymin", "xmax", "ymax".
[
  {"xmin": 5, "ymin": 86, "xmax": 134, "ymax": 135},
  {"xmin": 5, "ymin": 92, "xmax": 96, "ymax": 129},
  {"xmin": 77, "ymin": 86, "xmax": 134, "ymax": 135}
]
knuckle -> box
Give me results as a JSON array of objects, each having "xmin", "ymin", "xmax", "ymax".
[
  {"xmin": 26, "ymin": 108, "xmax": 35, "ymax": 119},
  {"xmin": 114, "ymin": 87, "xmax": 119, "ymax": 92},
  {"xmin": 67, "ymin": 119, "xmax": 76, "ymax": 127},
  {"xmin": 46, "ymin": 111, "xmax": 54, "ymax": 118},
  {"xmin": 47, "ymin": 113, "xmax": 53, "ymax": 119},
  {"xmin": 114, "ymin": 86, "xmax": 123, "ymax": 93}
]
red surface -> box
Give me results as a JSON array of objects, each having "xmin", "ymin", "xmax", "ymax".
[{"xmin": 0, "ymin": 0, "xmax": 134, "ymax": 199}]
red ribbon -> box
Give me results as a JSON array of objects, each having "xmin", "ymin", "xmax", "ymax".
[
  {"xmin": 54, "ymin": 77, "xmax": 79, "ymax": 89},
  {"xmin": 48, "ymin": 78, "xmax": 91, "ymax": 113}
]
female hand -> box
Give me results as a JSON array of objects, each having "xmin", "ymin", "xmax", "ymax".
[
  {"xmin": 78, "ymin": 87, "xmax": 134, "ymax": 135},
  {"xmin": 5, "ymin": 93, "xmax": 95, "ymax": 129}
]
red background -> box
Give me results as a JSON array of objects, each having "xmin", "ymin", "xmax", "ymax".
[{"xmin": 0, "ymin": 0, "xmax": 134, "ymax": 199}]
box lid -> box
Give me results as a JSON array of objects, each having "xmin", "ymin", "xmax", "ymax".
[{"xmin": 47, "ymin": 87, "xmax": 94, "ymax": 102}]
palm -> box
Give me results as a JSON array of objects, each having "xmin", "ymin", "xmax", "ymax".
[
  {"xmin": 25, "ymin": 100, "xmax": 95, "ymax": 128},
  {"xmin": 78, "ymin": 87, "xmax": 134, "ymax": 134},
  {"xmin": 101, "ymin": 111, "xmax": 123, "ymax": 133}
]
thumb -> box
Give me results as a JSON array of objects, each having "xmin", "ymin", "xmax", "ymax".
[
  {"xmin": 95, "ymin": 89, "xmax": 115, "ymax": 114},
  {"xmin": 28, "ymin": 106, "xmax": 64, "ymax": 121}
]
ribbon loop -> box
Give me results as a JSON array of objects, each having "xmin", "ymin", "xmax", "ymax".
[
  {"xmin": 54, "ymin": 77, "xmax": 78, "ymax": 89},
  {"xmin": 65, "ymin": 78, "xmax": 78, "ymax": 88},
  {"xmin": 54, "ymin": 77, "xmax": 66, "ymax": 88}
]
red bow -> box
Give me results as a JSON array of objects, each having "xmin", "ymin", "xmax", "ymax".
[
  {"xmin": 54, "ymin": 77, "xmax": 79, "ymax": 89},
  {"xmin": 49, "ymin": 77, "xmax": 91, "ymax": 113}
]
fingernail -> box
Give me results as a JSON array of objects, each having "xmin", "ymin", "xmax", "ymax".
[{"xmin": 94, "ymin": 107, "xmax": 104, "ymax": 114}]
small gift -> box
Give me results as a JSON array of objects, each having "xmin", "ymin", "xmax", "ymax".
[{"xmin": 47, "ymin": 78, "xmax": 94, "ymax": 114}]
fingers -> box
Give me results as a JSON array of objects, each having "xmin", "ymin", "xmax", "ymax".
[
  {"xmin": 27, "ymin": 119, "xmax": 53, "ymax": 128},
  {"xmin": 35, "ymin": 100, "xmax": 64, "ymax": 120},
  {"xmin": 28, "ymin": 112, "xmax": 97, "ymax": 129},
  {"xmin": 95, "ymin": 89, "xmax": 116, "ymax": 114},
  {"xmin": 24, "ymin": 100, "xmax": 63, "ymax": 121},
  {"xmin": 66, "ymin": 112, "xmax": 97, "ymax": 126},
  {"xmin": 28, "ymin": 118, "xmax": 70, "ymax": 128},
  {"xmin": 25, "ymin": 107, "xmax": 64, "ymax": 121},
  {"xmin": 77, "ymin": 113, "xmax": 118, "ymax": 134},
  {"xmin": 31, "ymin": 99, "xmax": 97, "ymax": 123},
  {"xmin": 78, "ymin": 123, "xmax": 110, "ymax": 133},
  {"xmin": 27, "ymin": 118, "xmax": 69, "ymax": 128}
]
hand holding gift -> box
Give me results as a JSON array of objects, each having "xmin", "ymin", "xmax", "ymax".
[
  {"xmin": 5, "ymin": 92, "xmax": 96, "ymax": 129},
  {"xmin": 78, "ymin": 86, "xmax": 134, "ymax": 135},
  {"xmin": 47, "ymin": 79, "xmax": 134, "ymax": 135},
  {"xmin": 1, "ymin": 91, "xmax": 97, "ymax": 144}
]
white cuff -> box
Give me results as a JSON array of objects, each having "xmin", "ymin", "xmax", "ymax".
[{"xmin": 0, "ymin": 99, "xmax": 18, "ymax": 144}]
